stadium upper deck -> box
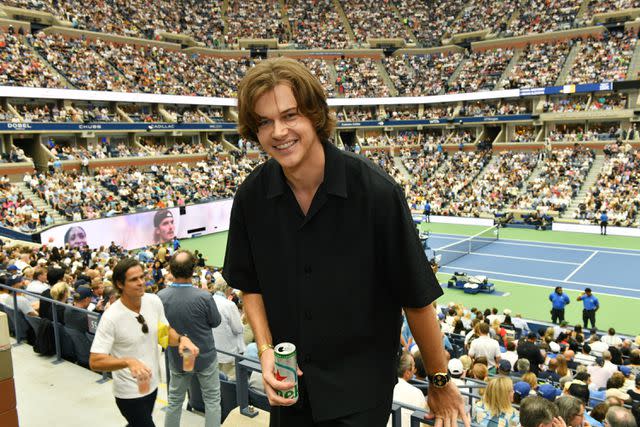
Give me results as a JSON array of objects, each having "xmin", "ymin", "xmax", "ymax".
[{"xmin": 3, "ymin": 0, "xmax": 639, "ymax": 49}]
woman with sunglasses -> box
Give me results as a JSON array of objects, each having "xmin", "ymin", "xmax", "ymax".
[{"xmin": 89, "ymin": 257, "xmax": 199, "ymax": 427}]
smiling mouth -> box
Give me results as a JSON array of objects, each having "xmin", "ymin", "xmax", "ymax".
[{"xmin": 274, "ymin": 140, "xmax": 298, "ymax": 151}]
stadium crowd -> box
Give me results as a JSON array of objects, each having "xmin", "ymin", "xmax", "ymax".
[
  {"xmin": 517, "ymin": 147, "xmax": 595, "ymax": 212},
  {"xmin": 384, "ymin": 52, "xmax": 464, "ymax": 96},
  {"xmin": 504, "ymin": 42, "xmax": 572, "ymax": 89},
  {"xmin": 448, "ymin": 48, "xmax": 514, "ymax": 93}
]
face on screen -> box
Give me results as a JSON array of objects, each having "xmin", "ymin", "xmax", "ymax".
[
  {"xmin": 156, "ymin": 217, "xmax": 175, "ymax": 242},
  {"xmin": 65, "ymin": 227, "xmax": 87, "ymax": 249}
]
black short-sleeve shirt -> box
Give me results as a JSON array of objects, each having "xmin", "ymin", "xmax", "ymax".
[{"xmin": 223, "ymin": 141, "xmax": 442, "ymax": 421}]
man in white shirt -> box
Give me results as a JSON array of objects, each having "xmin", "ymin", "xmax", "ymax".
[
  {"xmin": 0, "ymin": 275, "xmax": 37, "ymax": 317},
  {"xmin": 387, "ymin": 352, "xmax": 426, "ymax": 427},
  {"xmin": 589, "ymin": 337, "xmax": 609, "ymax": 357},
  {"xmin": 89, "ymin": 258, "xmax": 199, "ymax": 427},
  {"xmin": 212, "ymin": 279, "xmax": 244, "ymax": 380},
  {"xmin": 25, "ymin": 267, "xmax": 49, "ymax": 302},
  {"xmin": 468, "ymin": 322, "xmax": 501, "ymax": 369},
  {"xmin": 601, "ymin": 328, "xmax": 622, "ymax": 348},
  {"xmin": 574, "ymin": 344, "xmax": 596, "ymax": 367}
]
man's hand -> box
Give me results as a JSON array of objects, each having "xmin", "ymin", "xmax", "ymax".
[
  {"xmin": 127, "ymin": 358, "xmax": 152, "ymax": 379},
  {"xmin": 552, "ymin": 416, "xmax": 567, "ymax": 427},
  {"xmin": 259, "ymin": 348, "xmax": 303, "ymax": 407},
  {"xmin": 179, "ymin": 336, "xmax": 199, "ymax": 357},
  {"xmin": 426, "ymin": 382, "xmax": 470, "ymax": 427}
]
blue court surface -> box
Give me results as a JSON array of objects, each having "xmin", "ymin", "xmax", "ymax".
[{"xmin": 427, "ymin": 233, "xmax": 640, "ymax": 299}]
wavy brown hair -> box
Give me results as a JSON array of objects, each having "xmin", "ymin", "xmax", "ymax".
[{"xmin": 237, "ymin": 57, "xmax": 336, "ymax": 143}]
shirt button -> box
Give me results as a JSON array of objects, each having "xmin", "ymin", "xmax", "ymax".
[{"xmin": 304, "ymin": 265, "xmax": 312, "ymax": 275}]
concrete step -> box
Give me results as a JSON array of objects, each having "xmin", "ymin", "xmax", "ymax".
[
  {"xmin": 560, "ymin": 153, "xmax": 605, "ymax": 218},
  {"xmin": 555, "ymin": 41, "xmax": 581, "ymax": 85},
  {"xmin": 15, "ymin": 181, "xmax": 67, "ymax": 223}
]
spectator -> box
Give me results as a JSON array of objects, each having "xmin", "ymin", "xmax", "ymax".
[
  {"xmin": 519, "ymin": 396, "xmax": 560, "ymax": 427},
  {"xmin": 556, "ymin": 395, "xmax": 586, "ymax": 427},
  {"xmin": 64, "ymin": 286, "xmax": 92, "ymax": 332},
  {"xmin": 519, "ymin": 332, "xmax": 546, "ymax": 375},
  {"xmin": 158, "ymin": 250, "xmax": 222, "ymax": 427},
  {"xmin": 388, "ymin": 352, "xmax": 426, "ymax": 427},
  {"xmin": 605, "ymin": 406, "xmax": 637, "ymax": 427},
  {"xmin": 473, "ymin": 376, "xmax": 520, "ymax": 427},
  {"xmin": 212, "ymin": 279, "xmax": 244, "ymax": 380},
  {"xmin": 469, "ymin": 322, "xmax": 502, "ymax": 370}
]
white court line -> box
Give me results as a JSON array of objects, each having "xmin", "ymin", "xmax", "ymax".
[
  {"xmin": 437, "ymin": 270, "xmax": 640, "ymax": 300},
  {"xmin": 465, "ymin": 252, "xmax": 580, "ymax": 266},
  {"xmin": 563, "ymin": 251, "xmax": 599, "ymax": 282},
  {"xmin": 439, "ymin": 265, "xmax": 640, "ymax": 293},
  {"xmin": 495, "ymin": 240, "xmax": 640, "ymax": 257}
]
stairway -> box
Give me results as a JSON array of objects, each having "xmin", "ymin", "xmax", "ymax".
[
  {"xmin": 393, "ymin": 155, "xmax": 412, "ymax": 181},
  {"xmin": 625, "ymin": 38, "xmax": 640, "ymax": 81},
  {"xmin": 554, "ymin": 42, "xmax": 581, "ymax": 85},
  {"xmin": 521, "ymin": 155, "xmax": 545, "ymax": 193},
  {"xmin": 23, "ymin": 36, "xmax": 74, "ymax": 89},
  {"xmin": 375, "ymin": 59, "xmax": 399, "ymax": 96},
  {"xmin": 14, "ymin": 181, "xmax": 67, "ymax": 224},
  {"xmin": 332, "ymin": 0, "xmax": 357, "ymax": 45},
  {"xmin": 496, "ymin": 49, "xmax": 524, "ymax": 89},
  {"xmin": 560, "ymin": 153, "xmax": 605, "ymax": 219},
  {"xmin": 445, "ymin": 56, "xmax": 468, "ymax": 93}
]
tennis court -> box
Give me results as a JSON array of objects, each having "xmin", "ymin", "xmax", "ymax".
[{"xmin": 427, "ymin": 227, "xmax": 640, "ymax": 299}]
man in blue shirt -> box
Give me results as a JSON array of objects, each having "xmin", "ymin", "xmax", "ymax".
[
  {"xmin": 599, "ymin": 211, "xmax": 608, "ymax": 235},
  {"xmin": 577, "ymin": 288, "xmax": 599, "ymax": 329},
  {"xmin": 549, "ymin": 286, "xmax": 570, "ymax": 324},
  {"xmin": 423, "ymin": 201, "xmax": 431, "ymax": 223}
]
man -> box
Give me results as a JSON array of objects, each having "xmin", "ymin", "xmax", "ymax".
[
  {"xmin": 605, "ymin": 406, "xmax": 637, "ymax": 427},
  {"xmin": 498, "ymin": 359, "xmax": 512, "ymax": 376},
  {"xmin": 539, "ymin": 358, "xmax": 561, "ymax": 383},
  {"xmin": 388, "ymin": 352, "xmax": 426, "ymax": 427},
  {"xmin": 25, "ymin": 266, "xmax": 49, "ymax": 302},
  {"xmin": 158, "ymin": 250, "xmax": 222, "ymax": 427},
  {"xmin": 0, "ymin": 275, "xmax": 37, "ymax": 317},
  {"xmin": 600, "ymin": 211, "xmax": 608, "ymax": 235},
  {"xmin": 469, "ymin": 322, "xmax": 500, "ymax": 369},
  {"xmin": 224, "ymin": 58, "xmax": 467, "ymax": 426},
  {"xmin": 588, "ymin": 355, "xmax": 615, "ymax": 390},
  {"xmin": 423, "ymin": 201, "xmax": 431, "ymax": 223},
  {"xmin": 577, "ymin": 288, "xmax": 599, "ymax": 329},
  {"xmin": 502, "ymin": 340, "xmax": 519, "ymax": 369},
  {"xmin": 153, "ymin": 210, "xmax": 175, "ymax": 244},
  {"xmin": 518, "ymin": 332, "xmax": 546, "ymax": 375},
  {"xmin": 556, "ymin": 396, "xmax": 586, "ymax": 427},
  {"xmin": 519, "ymin": 396, "xmax": 564, "ymax": 427},
  {"xmin": 212, "ymin": 279, "xmax": 244, "ymax": 380},
  {"xmin": 89, "ymin": 258, "xmax": 199, "ymax": 427},
  {"xmin": 64, "ymin": 286, "xmax": 92, "ymax": 333},
  {"xmin": 549, "ymin": 287, "xmax": 570, "ymax": 324},
  {"xmin": 602, "ymin": 328, "xmax": 623, "ymax": 348}
]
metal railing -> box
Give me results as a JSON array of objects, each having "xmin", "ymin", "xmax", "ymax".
[{"xmin": 0, "ymin": 283, "xmax": 108, "ymax": 383}]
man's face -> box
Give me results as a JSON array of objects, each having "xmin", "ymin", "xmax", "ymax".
[
  {"xmin": 557, "ymin": 287, "xmax": 563, "ymax": 294},
  {"xmin": 67, "ymin": 227, "xmax": 87, "ymax": 249},
  {"xmin": 119, "ymin": 265, "xmax": 146, "ymax": 299},
  {"xmin": 158, "ymin": 217, "xmax": 175, "ymax": 242},
  {"xmin": 569, "ymin": 406, "xmax": 585, "ymax": 427},
  {"xmin": 254, "ymin": 84, "xmax": 321, "ymax": 173}
]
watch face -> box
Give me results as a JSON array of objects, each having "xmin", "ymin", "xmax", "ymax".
[{"xmin": 432, "ymin": 373, "xmax": 449, "ymax": 387}]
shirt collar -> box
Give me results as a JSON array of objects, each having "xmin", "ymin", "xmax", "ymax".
[{"xmin": 265, "ymin": 141, "xmax": 348, "ymax": 199}]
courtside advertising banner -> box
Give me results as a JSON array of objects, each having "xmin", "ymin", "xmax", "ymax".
[{"xmin": 40, "ymin": 199, "xmax": 233, "ymax": 250}]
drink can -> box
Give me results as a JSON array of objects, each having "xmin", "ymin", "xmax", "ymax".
[{"xmin": 274, "ymin": 342, "xmax": 298, "ymax": 402}]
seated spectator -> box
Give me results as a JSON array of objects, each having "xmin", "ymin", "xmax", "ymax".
[
  {"xmin": 537, "ymin": 384, "xmax": 562, "ymax": 402},
  {"xmin": 556, "ymin": 395, "xmax": 586, "ymax": 427},
  {"xmin": 48, "ymin": 281, "xmax": 69, "ymax": 324},
  {"xmin": 519, "ymin": 395, "xmax": 559, "ymax": 427},
  {"xmin": 388, "ymin": 352, "xmax": 426, "ymax": 426},
  {"xmin": 539, "ymin": 358, "xmax": 561, "ymax": 383},
  {"xmin": 473, "ymin": 376, "xmax": 520, "ymax": 427},
  {"xmin": 0, "ymin": 274, "xmax": 37, "ymax": 316},
  {"xmin": 514, "ymin": 381, "xmax": 533, "ymax": 404},
  {"xmin": 64, "ymin": 286, "xmax": 92, "ymax": 332},
  {"xmin": 604, "ymin": 406, "xmax": 637, "ymax": 427}
]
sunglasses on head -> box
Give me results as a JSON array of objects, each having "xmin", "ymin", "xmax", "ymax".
[{"xmin": 136, "ymin": 314, "xmax": 149, "ymax": 334}]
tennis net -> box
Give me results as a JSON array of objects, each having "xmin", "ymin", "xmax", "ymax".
[{"xmin": 435, "ymin": 225, "xmax": 500, "ymax": 266}]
